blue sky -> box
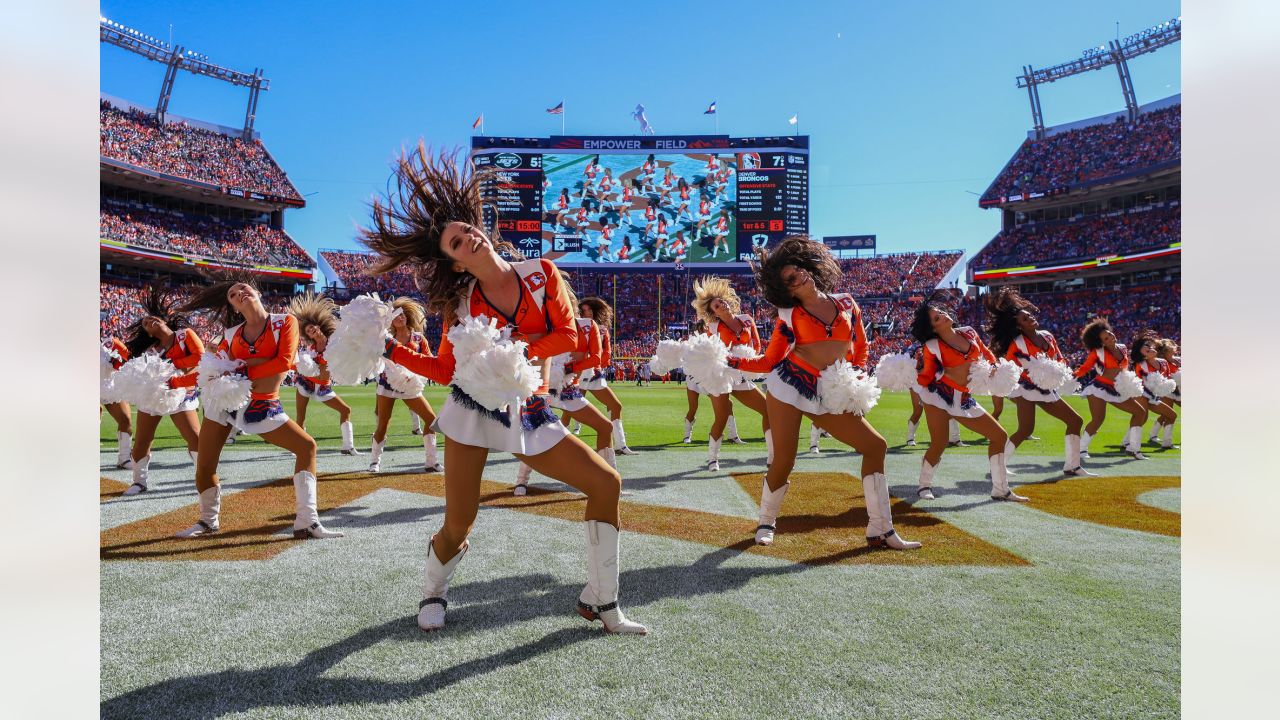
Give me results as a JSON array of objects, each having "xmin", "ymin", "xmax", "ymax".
[{"xmin": 99, "ymin": 0, "xmax": 1181, "ymax": 260}]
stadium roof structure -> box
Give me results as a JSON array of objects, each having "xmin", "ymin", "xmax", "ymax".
[
  {"xmin": 100, "ymin": 16, "xmax": 268, "ymax": 138},
  {"xmin": 1018, "ymin": 17, "xmax": 1180, "ymax": 139}
]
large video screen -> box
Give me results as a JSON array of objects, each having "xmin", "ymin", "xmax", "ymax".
[{"xmin": 472, "ymin": 135, "xmax": 808, "ymax": 265}]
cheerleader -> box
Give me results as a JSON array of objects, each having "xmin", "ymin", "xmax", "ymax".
[
  {"xmin": 174, "ymin": 275, "xmax": 343, "ymax": 539},
  {"xmin": 1149, "ymin": 338, "xmax": 1181, "ymax": 444},
  {"xmin": 904, "ymin": 344, "xmax": 924, "ymax": 446},
  {"xmin": 1076, "ymin": 318, "xmax": 1149, "ymax": 460},
  {"xmin": 1131, "ymin": 332, "xmax": 1178, "ymax": 450},
  {"xmin": 709, "ymin": 211, "xmax": 732, "ymax": 259},
  {"xmin": 727, "ymin": 236, "xmax": 921, "ymax": 549},
  {"xmin": 985, "ymin": 287, "xmax": 1092, "ymax": 476},
  {"xmin": 118, "ymin": 288, "xmax": 202, "ymax": 496},
  {"xmin": 361, "ymin": 146, "xmax": 645, "ymax": 634},
  {"xmin": 287, "ymin": 292, "xmax": 361, "ymax": 456},
  {"xmin": 682, "ymin": 322, "xmax": 706, "ymax": 443},
  {"xmin": 577, "ymin": 297, "xmax": 638, "ymax": 455},
  {"xmin": 515, "ymin": 287, "xmax": 618, "ymax": 495},
  {"xmin": 910, "ymin": 291, "xmax": 1026, "ymax": 502},
  {"xmin": 691, "ymin": 276, "xmax": 772, "ymax": 471},
  {"xmin": 101, "ymin": 336, "xmax": 134, "ymax": 469},
  {"xmin": 370, "ymin": 298, "xmax": 441, "ymax": 473}
]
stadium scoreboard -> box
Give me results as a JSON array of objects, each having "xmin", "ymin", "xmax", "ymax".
[{"xmin": 472, "ymin": 135, "xmax": 809, "ymax": 265}]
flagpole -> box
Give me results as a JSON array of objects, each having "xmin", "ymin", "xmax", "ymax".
[{"xmin": 561, "ymin": 102, "xmax": 565, "ymax": 135}]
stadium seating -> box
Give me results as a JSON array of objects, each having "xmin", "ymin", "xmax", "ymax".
[
  {"xmin": 981, "ymin": 104, "xmax": 1180, "ymax": 204},
  {"xmin": 970, "ymin": 204, "xmax": 1179, "ymax": 270},
  {"xmin": 101, "ymin": 200, "xmax": 313, "ymax": 270},
  {"xmin": 100, "ymin": 100, "xmax": 302, "ymax": 201}
]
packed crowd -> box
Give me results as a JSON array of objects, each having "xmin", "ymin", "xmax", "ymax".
[
  {"xmin": 319, "ymin": 251, "xmax": 419, "ymax": 296},
  {"xmin": 100, "ymin": 100, "xmax": 302, "ymax": 201},
  {"xmin": 100, "ymin": 278, "xmax": 293, "ymax": 340},
  {"xmin": 970, "ymin": 203, "xmax": 1179, "ymax": 270},
  {"xmin": 101, "ymin": 201, "xmax": 314, "ymax": 270},
  {"xmin": 981, "ymin": 104, "xmax": 1180, "ymax": 203}
]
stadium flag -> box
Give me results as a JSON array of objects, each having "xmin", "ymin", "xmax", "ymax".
[
  {"xmin": 548, "ymin": 100, "xmax": 564, "ymax": 134},
  {"xmin": 472, "ymin": 113, "xmax": 484, "ymax": 131},
  {"xmin": 788, "ymin": 113, "xmax": 798, "ymax": 125},
  {"xmin": 704, "ymin": 101, "xmax": 717, "ymax": 115}
]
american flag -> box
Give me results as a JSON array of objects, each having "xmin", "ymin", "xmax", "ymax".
[
  {"xmin": 472, "ymin": 114, "xmax": 483, "ymax": 129},
  {"xmin": 546, "ymin": 101, "xmax": 563, "ymax": 115},
  {"xmin": 704, "ymin": 101, "xmax": 717, "ymax": 115}
]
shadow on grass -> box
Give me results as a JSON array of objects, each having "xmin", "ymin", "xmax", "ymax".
[{"xmin": 101, "ymin": 543, "xmax": 813, "ymax": 719}]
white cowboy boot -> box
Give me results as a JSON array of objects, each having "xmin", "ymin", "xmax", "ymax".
[
  {"xmin": 809, "ymin": 424, "xmax": 822, "ymax": 454},
  {"xmin": 597, "ymin": 446, "xmax": 618, "ymax": 470},
  {"xmin": 418, "ymin": 538, "xmax": 468, "ymax": 631},
  {"xmin": 726, "ymin": 415, "xmax": 745, "ymax": 444},
  {"xmin": 1081, "ymin": 431, "xmax": 1093, "ymax": 458},
  {"xmin": 1003, "ymin": 439, "xmax": 1018, "ymax": 476},
  {"xmin": 1063, "ymin": 434, "xmax": 1096, "ymax": 476},
  {"xmin": 706, "ymin": 436, "xmax": 721, "ymax": 472},
  {"xmin": 340, "ymin": 421, "xmax": 362, "ymax": 456},
  {"xmin": 917, "ymin": 458, "xmax": 937, "ymax": 500},
  {"xmin": 410, "ymin": 414, "xmax": 424, "ymax": 435},
  {"xmin": 906, "ymin": 420, "xmax": 918, "ymax": 446},
  {"xmin": 123, "ymin": 454, "xmax": 150, "ymax": 496},
  {"xmin": 1161, "ymin": 422, "xmax": 1177, "ymax": 449},
  {"xmin": 764, "ymin": 428, "xmax": 774, "ymax": 466},
  {"xmin": 613, "ymin": 419, "xmax": 638, "ymax": 455},
  {"xmin": 990, "ymin": 453, "xmax": 1028, "ymax": 502},
  {"xmin": 755, "ymin": 479, "xmax": 790, "ymax": 545},
  {"xmin": 116, "ymin": 431, "xmax": 133, "ymax": 469},
  {"xmin": 423, "ymin": 433, "xmax": 442, "ymax": 472},
  {"xmin": 293, "ymin": 470, "xmax": 343, "ymax": 539},
  {"xmin": 863, "ymin": 472, "xmax": 921, "ymax": 550},
  {"xmin": 577, "ymin": 520, "xmax": 647, "ymax": 634},
  {"xmin": 176, "ymin": 486, "xmax": 220, "ymax": 537},
  {"xmin": 682, "ymin": 418, "xmax": 693, "ymax": 444},
  {"xmin": 514, "ymin": 462, "xmax": 532, "ymax": 496},
  {"xmin": 368, "ymin": 437, "xmax": 385, "ymax": 473}
]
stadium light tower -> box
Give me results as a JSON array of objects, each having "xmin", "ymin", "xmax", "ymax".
[
  {"xmin": 1017, "ymin": 17, "xmax": 1180, "ymax": 138},
  {"xmin": 100, "ymin": 17, "xmax": 270, "ymax": 138}
]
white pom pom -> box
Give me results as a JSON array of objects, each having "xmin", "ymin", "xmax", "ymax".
[
  {"xmin": 1062, "ymin": 379, "xmax": 1083, "ymax": 396},
  {"xmin": 547, "ymin": 353, "xmax": 573, "ymax": 390},
  {"xmin": 326, "ymin": 294, "xmax": 395, "ymax": 385},
  {"xmin": 817, "ymin": 360, "xmax": 881, "ymax": 416},
  {"xmin": 197, "ymin": 353, "xmax": 251, "ymax": 416},
  {"xmin": 966, "ymin": 359, "xmax": 994, "ymax": 395},
  {"xmin": 1143, "ymin": 371, "xmax": 1177, "ymax": 398},
  {"xmin": 1024, "ymin": 356, "xmax": 1074, "ymax": 392},
  {"xmin": 1171, "ymin": 370, "xmax": 1181, "ymax": 388},
  {"xmin": 113, "ymin": 355, "xmax": 186, "ymax": 416},
  {"xmin": 447, "ymin": 316, "xmax": 541, "ymax": 411},
  {"xmin": 1113, "ymin": 370, "xmax": 1144, "ymax": 401},
  {"xmin": 682, "ymin": 333, "xmax": 733, "ymax": 395},
  {"xmin": 100, "ymin": 376, "xmax": 122, "ymax": 404},
  {"xmin": 579, "ymin": 367, "xmax": 596, "ymax": 382},
  {"xmin": 382, "ymin": 360, "xmax": 426, "ymax": 396},
  {"xmin": 874, "ymin": 353, "xmax": 917, "ymax": 391},
  {"xmin": 987, "ymin": 358, "xmax": 1023, "ymax": 397},
  {"xmin": 294, "ymin": 350, "xmax": 321, "ymax": 378},
  {"xmin": 729, "ymin": 345, "xmax": 766, "ymax": 380},
  {"xmin": 648, "ymin": 339, "xmax": 687, "ymax": 376},
  {"xmin": 100, "ymin": 345, "xmax": 119, "ymax": 380}
]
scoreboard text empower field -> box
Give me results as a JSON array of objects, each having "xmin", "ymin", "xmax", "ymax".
[{"xmin": 471, "ymin": 135, "xmax": 809, "ymax": 266}]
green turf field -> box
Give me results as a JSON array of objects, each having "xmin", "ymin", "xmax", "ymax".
[{"xmin": 100, "ymin": 384, "xmax": 1179, "ymax": 719}]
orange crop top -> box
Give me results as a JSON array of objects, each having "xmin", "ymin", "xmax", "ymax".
[
  {"xmin": 389, "ymin": 258, "xmax": 578, "ymax": 394},
  {"xmin": 709, "ymin": 314, "xmax": 762, "ymax": 352},
  {"xmin": 916, "ymin": 327, "xmax": 998, "ymax": 387},
  {"xmin": 1075, "ymin": 346, "xmax": 1129, "ymax": 379},
  {"xmin": 1134, "ymin": 357, "xmax": 1168, "ymax": 379},
  {"xmin": 598, "ymin": 326, "xmax": 612, "ymax": 368},
  {"xmin": 730, "ymin": 293, "xmax": 867, "ymax": 374},
  {"xmin": 569, "ymin": 318, "xmax": 603, "ymax": 375},
  {"xmin": 106, "ymin": 337, "xmax": 130, "ymax": 369}
]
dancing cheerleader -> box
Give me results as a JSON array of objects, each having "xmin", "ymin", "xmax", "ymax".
[
  {"xmin": 692, "ymin": 276, "xmax": 772, "ymax": 471},
  {"xmin": 1131, "ymin": 332, "xmax": 1179, "ymax": 450},
  {"xmin": 287, "ymin": 292, "xmax": 361, "ymax": 456},
  {"xmin": 910, "ymin": 290, "xmax": 1026, "ymax": 502},
  {"xmin": 370, "ymin": 297, "xmax": 441, "ymax": 473},
  {"xmin": 577, "ymin": 296, "xmax": 638, "ymax": 455},
  {"xmin": 101, "ymin": 336, "xmax": 134, "ymax": 469},
  {"xmin": 985, "ymin": 287, "xmax": 1092, "ymax": 476},
  {"xmin": 1076, "ymin": 317, "xmax": 1149, "ymax": 460},
  {"xmin": 1150, "ymin": 338, "xmax": 1181, "ymax": 444},
  {"xmin": 681, "ymin": 321, "xmax": 707, "ymax": 443},
  {"xmin": 362, "ymin": 146, "xmax": 645, "ymax": 634},
  {"xmin": 174, "ymin": 275, "xmax": 342, "ymax": 539},
  {"xmin": 727, "ymin": 236, "xmax": 921, "ymax": 549},
  {"xmin": 515, "ymin": 287, "xmax": 618, "ymax": 495},
  {"xmin": 118, "ymin": 287, "xmax": 203, "ymax": 495}
]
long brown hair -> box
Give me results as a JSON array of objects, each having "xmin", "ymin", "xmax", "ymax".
[
  {"xmin": 359, "ymin": 143, "xmax": 519, "ymax": 322},
  {"xmin": 123, "ymin": 285, "xmax": 189, "ymax": 358},
  {"xmin": 691, "ymin": 275, "xmax": 741, "ymax": 324},
  {"xmin": 178, "ymin": 271, "xmax": 261, "ymax": 328},
  {"xmin": 287, "ymin": 291, "xmax": 339, "ymax": 337},
  {"xmin": 579, "ymin": 296, "xmax": 614, "ymax": 330},
  {"xmin": 750, "ymin": 235, "xmax": 842, "ymax": 308},
  {"xmin": 984, "ymin": 286, "xmax": 1039, "ymax": 357}
]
